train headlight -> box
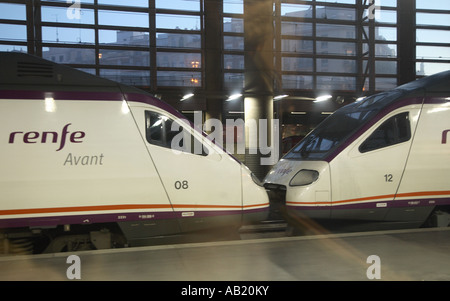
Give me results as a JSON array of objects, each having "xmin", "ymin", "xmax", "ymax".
[
  {"xmin": 251, "ymin": 173, "xmax": 264, "ymax": 187},
  {"xmin": 289, "ymin": 169, "xmax": 319, "ymax": 186}
]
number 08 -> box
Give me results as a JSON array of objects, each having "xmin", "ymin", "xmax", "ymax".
[{"xmin": 175, "ymin": 180, "xmax": 189, "ymax": 190}]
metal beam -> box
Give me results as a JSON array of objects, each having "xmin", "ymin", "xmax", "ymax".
[{"xmin": 397, "ymin": 0, "xmax": 416, "ymax": 85}]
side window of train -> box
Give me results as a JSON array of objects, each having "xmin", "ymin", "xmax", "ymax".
[
  {"xmin": 145, "ymin": 111, "xmax": 208, "ymax": 156},
  {"xmin": 359, "ymin": 112, "xmax": 411, "ymax": 153}
]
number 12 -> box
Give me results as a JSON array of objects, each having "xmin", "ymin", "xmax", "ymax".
[{"xmin": 384, "ymin": 174, "xmax": 393, "ymax": 182}]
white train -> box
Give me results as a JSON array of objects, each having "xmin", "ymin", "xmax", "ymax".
[
  {"xmin": 0, "ymin": 52, "xmax": 269, "ymax": 253},
  {"xmin": 265, "ymin": 71, "xmax": 450, "ymax": 231}
]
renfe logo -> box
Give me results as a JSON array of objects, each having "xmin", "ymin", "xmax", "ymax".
[
  {"xmin": 8, "ymin": 123, "xmax": 85, "ymax": 151},
  {"xmin": 443, "ymin": 130, "xmax": 450, "ymax": 144}
]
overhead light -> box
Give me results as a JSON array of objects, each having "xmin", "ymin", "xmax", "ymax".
[
  {"xmin": 274, "ymin": 94, "xmax": 289, "ymax": 100},
  {"xmin": 181, "ymin": 93, "xmax": 194, "ymax": 101},
  {"xmin": 226, "ymin": 93, "xmax": 242, "ymax": 101},
  {"xmin": 291, "ymin": 111, "xmax": 307, "ymax": 115},
  {"xmin": 314, "ymin": 95, "xmax": 332, "ymax": 103}
]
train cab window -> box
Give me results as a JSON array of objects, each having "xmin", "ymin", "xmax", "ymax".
[
  {"xmin": 146, "ymin": 111, "xmax": 173, "ymax": 148},
  {"xmin": 359, "ymin": 112, "xmax": 411, "ymax": 153},
  {"xmin": 145, "ymin": 111, "xmax": 208, "ymax": 156}
]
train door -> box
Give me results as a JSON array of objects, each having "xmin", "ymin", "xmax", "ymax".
[
  {"xmin": 330, "ymin": 106, "xmax": 422, "ymax": 221},
  {"xmin": 132, "ymin": 106, "xmax": 243, "ymax": 232}
]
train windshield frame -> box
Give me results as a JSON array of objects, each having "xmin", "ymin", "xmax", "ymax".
[{"xmin": 284, "ymin": 90, "xmax": 403, "ymax": 160}]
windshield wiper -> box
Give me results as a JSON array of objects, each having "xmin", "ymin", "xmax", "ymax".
[{"xmin": 299, "ymin": 135, "xmax": 318, "ymax": 158}]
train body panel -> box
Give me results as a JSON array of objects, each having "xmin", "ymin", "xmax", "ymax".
[
  {"xmin": 391, "ymin": 97, "xmax": 450, "ymax": 222},
  {"xmin": 128, "ymin": 103, "xmax": 244, "ymax": 232},
  {"xmin": 265, "ymin": 71, "xmax": 450, "ymax": 229},
  {"xmin": 0, "ymin": 95, "xmax": 172, "ymax": 228},
  {"xmin": 329, "ymin": 103, "xmax": 424, "ymax": 222},
  {"xmin": 0, "ymin": 52, "xmax": 269, "ymax": 252}
]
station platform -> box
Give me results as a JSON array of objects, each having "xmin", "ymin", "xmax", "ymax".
[{"xmin": 0, "ymin": 227, "xmax": 449, "ymax": 282}]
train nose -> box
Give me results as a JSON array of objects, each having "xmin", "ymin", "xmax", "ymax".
[
  {"xmin": 263, "ymin": 160, "xmax": 296, "ymax": 218},
  {"xmin": 263, "ymin": 159, "xmax": 320, "ymax": 213},
  {"xmin": 264, "ymin": 159, "xmax": 299, "ymax": 187},
  {"xmin": 241, "ymin": 166, "xmax": 270, "ymax": 223}
]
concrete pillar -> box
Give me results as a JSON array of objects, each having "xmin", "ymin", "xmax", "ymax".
[
  {"xmin": 397, "ymin": 0, "xmax": 416, "ymax": 85},
  {"xmin": 243, "ymin": 0, "xmax": 276, "ymax": 180},
  {"xmin": 204, "ymin": 0, "xmax": 224, "ymax": 124}
]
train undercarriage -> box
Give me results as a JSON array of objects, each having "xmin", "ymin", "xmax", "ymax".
[{"xmin": 1, "ymin": 204, "xmax": 449, "ymax": 255}]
